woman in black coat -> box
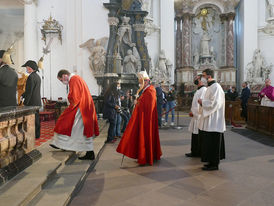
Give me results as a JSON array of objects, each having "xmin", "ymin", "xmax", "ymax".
[{"xmin": 103, "ymin": 82, "xmax": 120, "ymax": 143}]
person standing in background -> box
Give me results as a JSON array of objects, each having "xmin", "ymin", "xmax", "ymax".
[
  {"xmin": 21, "ymin": 60, "xmax": 42, "ymax": 139},
  {"xmin": 165, "ymin": 84, "xmax": 176, "ymax": 126},
  {"xmin": 240, "ymin": 82, "xmax": 250, "ymax": 121},
  {"xmin": 186, "ymin": 74, "xmax": 207, "ymax": 158}
]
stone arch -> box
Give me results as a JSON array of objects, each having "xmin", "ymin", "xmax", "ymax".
[{"xmin": 193, "ymin": 2, "xmax": 223, "ymax": 15}]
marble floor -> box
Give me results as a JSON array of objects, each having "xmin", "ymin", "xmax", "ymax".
[{"xmin": 70, "ymin": 116, "xmax": 274, "ymax": 206}]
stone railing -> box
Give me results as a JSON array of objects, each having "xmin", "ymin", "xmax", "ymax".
[{"xmin": 0, "ymin": 106, "xmax": 41, "ymax": 186}]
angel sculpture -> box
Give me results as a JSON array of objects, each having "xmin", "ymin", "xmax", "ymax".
[{"xmin": 79, "ymin": 37, "xmax": 108, "ymax": 74}]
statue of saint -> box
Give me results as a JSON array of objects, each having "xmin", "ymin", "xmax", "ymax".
[
  {"xmin": 200, "ymin": 31, "xmax": 211, "ymax": 56},
  {"xmin": 117, "ymin": 16, "xmax": 134, "ymax": 58},
  {"xmin": 123, "ymin": 49, "xmax": 138, "ymax": 74}
]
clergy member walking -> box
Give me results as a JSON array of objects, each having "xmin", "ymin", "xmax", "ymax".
[
  {"xmin": 186, "ymin": 74, "xmax": 207, "ymax": 158},
  {"xmin": 116, "ymin": 70, "xmax": 162, "ymax": 165},
  {"xmin": 198, "ymin": 68, "xmax": 226, "ymax": 171},
  {"xmin": 51, "ymin": 70, "xmax": 99, "ymax": 160}
]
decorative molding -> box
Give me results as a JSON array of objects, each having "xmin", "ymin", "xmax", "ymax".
[{"xmin": 133, "ymin": 23, "xmax": 146, "ymax": 32}]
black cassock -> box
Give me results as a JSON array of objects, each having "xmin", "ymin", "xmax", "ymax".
[{"xmin": 200, "ymin": 130, "xmax": 226, "ymax": 166}]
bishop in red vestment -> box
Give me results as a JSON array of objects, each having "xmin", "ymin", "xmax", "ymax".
[
  {"xmin": 51, "ymin": 69, "xmax": 99, "ymax": 160},
  {"xmin": 116, "ymin": 71, "xmax": 162, "ymax": 165}
]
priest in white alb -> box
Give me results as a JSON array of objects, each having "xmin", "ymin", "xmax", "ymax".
[
  {"xmin": 186, "ymin": 74, "xmax": 207, "ymax": 158},
  {"xmin": 198, "ymin": 68, "xmax": 226, "ymax": 171}
]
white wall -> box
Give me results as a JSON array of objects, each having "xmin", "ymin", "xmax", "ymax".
[
  {"xmin": 145, "ymin": 0, "xmax": 175, "ymax": 84},
  {"xmin": 258, "ymin": 0, "xmax": 274, "ymax": 82},
  {"xmin": 36, "ymin": 0, "xmax": 109, "ymax": 100},
  {"xmin": 243, "ymin": 0, "xmax": 258, "ymax": 81}
]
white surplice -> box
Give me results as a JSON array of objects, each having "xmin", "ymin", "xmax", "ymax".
[
  {"xmin": 261, "ymin": 96, "xmax": 274, "ymax": 107},
  {"xmin": 188, "ymin": 86, "xmax": 207, "ymax": 134},
  {"xmin": 198, "ymin": 82, "xmax": 226, "ymax": 133},
  {"xmin": 51, "ymin": 109, "xmax": 94, "ymax": 151}
]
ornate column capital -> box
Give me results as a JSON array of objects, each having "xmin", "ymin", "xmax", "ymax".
[{"xmin": 108, "ymin": 17, "xmax": 119, "ymax": 26}]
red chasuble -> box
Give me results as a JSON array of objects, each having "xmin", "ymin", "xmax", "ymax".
[
  {"xmin": 116, "ymin": 85, "xmax": 162, "ymax": 165},
  {"xmin": 54, "ymin": 75, "xmax": 99, "ymax": 138}
]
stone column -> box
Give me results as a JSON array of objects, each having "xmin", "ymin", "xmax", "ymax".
[
  {"xmin": 103, "ymin": 2, "xmax": 120, "ymax": 74},
  {"xmin": 181, "ymin": 13, "xmax": 192, "ymax": 67},
  {"xmin": 175, "ymin": 16, "xmax": 182, "ymax": 69},
  {"xmin": 24, "ymin": 0, "xmax": 38, "ymax": 61},
  {"xmin": 132, "ymin": 11, "xmax": 150, "ymax": 72},
  {"xmin": 220, "ymin": 14, "xmax": 227, "ymax": 67},
  {"xmin": 226, "ymin": 13, "xmax": 235, "ymax": 67}
]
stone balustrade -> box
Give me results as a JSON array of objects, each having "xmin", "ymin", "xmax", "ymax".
[{"xmin": 0, "ymin": 106, "xmax": 41, "ymax": 185}]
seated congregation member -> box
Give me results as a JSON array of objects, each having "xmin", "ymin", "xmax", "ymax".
[
  {"xmin": 198, "ymin": 69, "xmax": 226, "ymax": 171},
  {"xmin": 186, "ymin": 74, "xmax": 207, "ymax": 158},
  {"xmin": 51, "ymin": 69, "xmax": 99, "ymax": 160},
  {"xmin": 0, "ymin": 50, "xmax": 18, "ymax": 107},
  {"xmin": 103, "ymin": 82, "xmax": 120, "ymax": 143},
  {"xmin": 21, "ymin": 60, "xmax": 42, "ymax": 139},
  {"xmin": 259, "ymin": 79, "xmax": 274, "ymax": 107},
  {"xmin": 116, "ymin": 70, "xmax": 162, "ymax": 166}
]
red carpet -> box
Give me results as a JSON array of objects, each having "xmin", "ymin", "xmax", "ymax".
[{"xmin": 36, "ymin": 120, "xmax": 55, "ymax": 146}]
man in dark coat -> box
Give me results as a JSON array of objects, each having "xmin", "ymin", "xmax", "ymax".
[
  {"xmin": 0, "ymin": 50, "xmax": 18, "ymax": 107},
  {"xmin": 240, "ymin": 82, "xmax": 250, "ymax": 121},
  {"xmin": 155, "ymin": 82, "xmax": 164, "ymax": 127},
  {"xmin": 21, "ymin": 60, "xmax": 42, "ymax": 139}
]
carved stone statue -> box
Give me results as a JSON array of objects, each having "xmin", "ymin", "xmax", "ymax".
[
  {"xmin": 79, "ymin": 37, "xmax": 108, "ymax": 74},
  {"xmin": 132, "ymin": 46, "xmax": 142, "ymax": 72},
  {"xmin": 266, "ymin": 0, "xmax": 274, "ymax": 19},
  {"xmin": 123, "ymin": 49, "xmax": 138, "ymax": 74},
  {"xmin": 246, "ymin": 49, "xmax": 273, "ymax": 83},
  {"xmin": 200, "ymin": 31, "xmax": 211, "ymax": 57},
  {"xmin": 117, "ymin": 16, "xmax": 134, "ymax": 58},
  {"xmin": 154, "ymin": 50, "xmax": 171, "ymax": 83}
]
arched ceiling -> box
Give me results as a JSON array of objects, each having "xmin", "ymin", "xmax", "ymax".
[{"xmin": 174, "ymin": 0, "xmax": 241, "ymax": 15}]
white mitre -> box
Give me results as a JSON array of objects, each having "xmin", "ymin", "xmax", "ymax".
[{"xmin": 137, "ymin": 70, "xmax": 150, "ymax": 80}]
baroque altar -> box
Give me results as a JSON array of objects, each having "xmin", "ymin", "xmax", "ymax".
[{"xmin": 175, "ymin": 0, "xmax": 240, "ymax": 93}]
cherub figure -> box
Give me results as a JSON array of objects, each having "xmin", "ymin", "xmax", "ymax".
[{"xmin": 80, "ymin": 37, "xmax": 108, "ymax": 74}]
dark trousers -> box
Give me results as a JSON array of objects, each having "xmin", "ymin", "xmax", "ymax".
[
  {"xmin": 35, "ymin": 111, "xmax": 40, "ymax": 139},
  {"xmin": 200, "ymin": 130, "xmax": 225, "ymax": 166},
  {"xmin": 157, "ymin": 103, "xmax": 162, "ymax": 126},
  {"xmin": 191, "ymin": 133, "xmax": 201, "ymax": 156},
  {"xmin": 107, "ymin": 117, "xmax": 116, "ymax": 142},
  {"xmin": 120, "ymin": 111, "xmax": 129, "ymax": 133},
  {"xmin": 241, "ymin": 103, "xmax": 248, "ymax": 121}
]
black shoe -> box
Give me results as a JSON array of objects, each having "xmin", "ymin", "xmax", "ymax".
[
  {"xmin": 78, "ymin": 151, "xmax": 95, "ymax": 160},
  {"xmin": 202, "ymin": 165, "xmax": 219, "ymax": 171},
  {"xmin": 50, "ymin": 144, "xmax": 60, "ymax": 149},
  {"xmin": 185, "ymin": 153, "xmax": 195, "ymax": 157}
]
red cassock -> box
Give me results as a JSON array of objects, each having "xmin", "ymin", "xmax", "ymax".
[
  {"xmin": 54, "ymin": 75, "xmax": 99, "ymax": 138},
  {"xmin": 116, "ymin": 85, "xmax": 162, "ymax": 165}
]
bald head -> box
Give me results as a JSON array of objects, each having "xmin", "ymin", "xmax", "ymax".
[{"xmin": 265, "ymin": 79, "xmax": 271, "ymax": 86}]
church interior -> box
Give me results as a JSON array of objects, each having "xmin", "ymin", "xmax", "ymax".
[{"xmin": 0, "ymin": 0, "xmax": 274, "ymax": 205}]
